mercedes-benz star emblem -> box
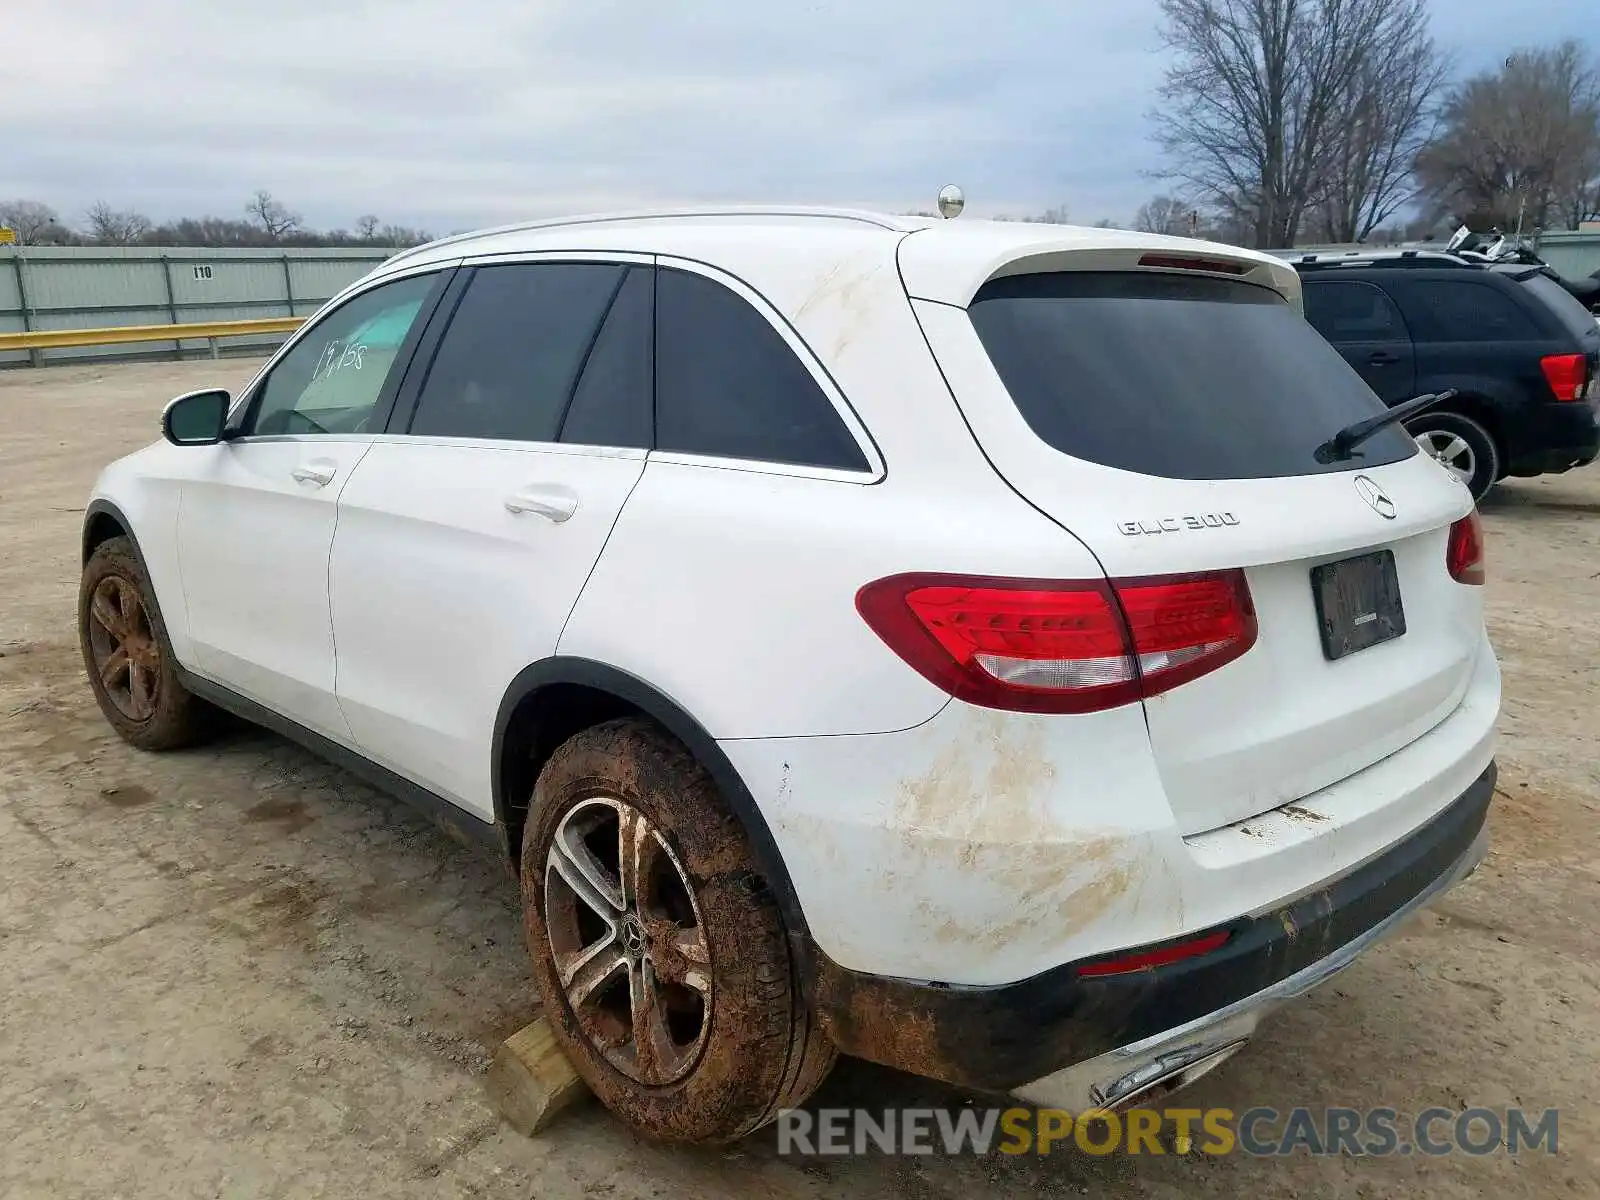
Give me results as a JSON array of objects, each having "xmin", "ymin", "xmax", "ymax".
[{"xmin": 1353, "ymin": 475, "xmax": 1397, "ymax": 520}]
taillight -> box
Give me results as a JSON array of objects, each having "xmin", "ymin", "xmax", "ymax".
[
  {"xmin": 1540, "ymin": 353, "xmax": 1587, "ymax": 401},
  {"xmin": 855, "ymin": 570, "xmax": 1258, "ymax": 714},
  {"xmin": 1446, "ymin": 512, "xmax": 1485, "ymax": 585}
]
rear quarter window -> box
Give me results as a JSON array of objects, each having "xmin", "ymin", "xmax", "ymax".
[
  {"xmin": 1394, "ymin": 279, "xmax": 1540, "ymax": 343},
  {"xmin": 967, "ymin": 272, "xmax": 1415, "ymax": 481},
  {"xmin": 654, "ymin": 268, "xmax": 869, "ymax": 471},
  {"xmin": 1518, "ymin": 273, "xmax": 1600, "ymax": 345}
]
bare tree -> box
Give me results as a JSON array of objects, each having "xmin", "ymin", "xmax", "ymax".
[
  {"xmin": 1417, "ymin": 41, "xmax": 1600, "ymax": 231},
  {"xmin": 377, "ymin": 222, "xmax": 431, "ymax": 247},
  {"xmin": 2, "ymin": 192, "xmax": 430, "ymax": 250},
  {"xmin": 84, "ymin": 201, "xmax": 152, "ymax": 245},
  {"xmin": 1363, "ymin": 224, "xmax": 1408, "ymax": 245},
  {"xmin": 245, "ymin": 190, "xmax": 302, "ymax": 241},
  {"xmin": 1559, "ymin": 142, "xmax": 1600, "ymax": 228},
  {"xmin": 1314, "ymin": 9, "xmax": 1448, "ymax": 242},
  {"xmin": 1135, "ymin": 194, "xmax": 1198, "ymax": 235},
  {"xmin": 993, "ymin": 203, "xmax": 1072, "ymax": 224},
  {"xmin": 1402, "ymin": 211, "xmax": 1451, "ymax": 241},
  {"xmin": 151, "ymin": 215, "xmax": 265, "ymax": 247},
  {"xmin": 0, "ymin": 199, "xmax": 64, "ymax": 244},
  {"xmin": 1153, "ymin": 0, "xmax": 1445, "ymax": 249}
]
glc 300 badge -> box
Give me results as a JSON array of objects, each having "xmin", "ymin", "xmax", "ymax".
[{"xmin": 1117, "ymin": 513, "xmax": 1241, "ymax": 536}]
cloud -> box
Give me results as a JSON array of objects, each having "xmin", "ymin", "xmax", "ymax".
[{"xmin": 5, "ymin": 0, "xmax": 1596, "ymax": 232}]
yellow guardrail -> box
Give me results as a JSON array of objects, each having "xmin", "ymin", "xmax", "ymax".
[{"xmin": 0, "ymin": 316, "xmax": 305, "ymax": 354}]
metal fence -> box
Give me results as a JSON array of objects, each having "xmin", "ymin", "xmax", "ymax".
[
  {"xmin": 0, "ymin": 245, "xmax": 395, "ymax": 368},
  {"xmin": 1533, "ymin": 230, "xmax": 1600, "ymax": 281}
]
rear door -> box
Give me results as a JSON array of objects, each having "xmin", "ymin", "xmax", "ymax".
[
  {"xmin": 908, "ymin": 263, "xmax": 1481, "ymax": 836},
  {"xmin": 329, "ymin": 257, "xmax": 652, "ymax": 818},
  {"xmin": 1301, "ymin": 278, "xmax": 1417, "ymax": 403}
]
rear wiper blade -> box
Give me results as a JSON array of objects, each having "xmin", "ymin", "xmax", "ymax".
[{"xmin": 1315, "ymin": 389, "xmax": 1457, "ymax": 463}]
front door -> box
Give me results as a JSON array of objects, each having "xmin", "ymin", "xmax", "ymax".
[{"xmin": 177, "ymin": 270, "xmax": 445, "ymax": 741}]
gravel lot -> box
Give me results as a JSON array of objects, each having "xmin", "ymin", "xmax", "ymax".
[{"xmin": 2, "ymin": 359, "xmax": 1597, "ymax": 1199}]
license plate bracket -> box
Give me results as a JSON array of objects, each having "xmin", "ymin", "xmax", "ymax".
[{"xmin": 1310, "ymin": 550, "xmax": 1406, "ymax": 661}]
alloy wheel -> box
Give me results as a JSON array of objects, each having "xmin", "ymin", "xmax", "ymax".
[
  {"xmin": 1414, "ymin": 429, "xmax": 1476, "ymax": 486},
  {"xmin": 86, "ymin": 575, "xmax": 161, "ymax": 721},
  {"xmin": 544, "ymin": 796, "xmax": 712, "ymax": 1085}
]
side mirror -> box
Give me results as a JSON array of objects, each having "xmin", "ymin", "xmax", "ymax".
[{"xmin": 161, "ymin": 389, "xmax": 231, "ymax": 446}]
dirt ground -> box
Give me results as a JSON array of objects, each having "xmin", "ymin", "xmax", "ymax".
[{"xmin": 1, "ymin": 359, "xmax": 1597, "ymax": 1199}]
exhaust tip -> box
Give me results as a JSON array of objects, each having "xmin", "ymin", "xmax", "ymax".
[{"xmin": 1089, "ymin": 1039, "xmax": 1248, "ymax": 1114}]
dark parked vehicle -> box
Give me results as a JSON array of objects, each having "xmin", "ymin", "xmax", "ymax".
[{"xmin": 1289, "ymin": 250, "xmax": 1600, "ymax": 500}]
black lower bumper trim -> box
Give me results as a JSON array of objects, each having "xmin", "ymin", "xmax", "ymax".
[{"xmin": 813, "ymin": 762, "xmax": 1495, "ymax": 1091}]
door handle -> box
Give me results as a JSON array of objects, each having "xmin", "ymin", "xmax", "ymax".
[
  {"xmin": 290, "ymin": 461, "xmax": 337, "ymax": 487},
  {"xmin": 1367, "ymin": 351, "xmax": 1400, "ymax": 365},
  {"xmin": 505, "ymin": 485, "xmax": 578, "ymax": 523}
]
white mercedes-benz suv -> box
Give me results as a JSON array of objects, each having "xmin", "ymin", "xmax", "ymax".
[{"xmin": 79, "ymin": 208, "xmax": 1499, "ymax": 1143}]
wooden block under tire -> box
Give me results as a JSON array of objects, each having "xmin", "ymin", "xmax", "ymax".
[{"xmin": 485, "ymin": 1018, "xmax": 591, "ymax": 1135}]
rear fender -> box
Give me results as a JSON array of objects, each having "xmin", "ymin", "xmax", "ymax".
[{"xmin": 491, "ymin": 657, "xmax": 819, "ymax": 987}]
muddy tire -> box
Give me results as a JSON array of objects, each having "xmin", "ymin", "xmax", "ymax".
[
  {"xmin": 79, "ymin": 536, "xmax": 214, "ymax": 751},
  {"xmin": 520, "ymin": 718, "xmax": 835, "ymax": 1144}
]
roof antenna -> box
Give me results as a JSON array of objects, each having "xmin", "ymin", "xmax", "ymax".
[{"xmin": 937, "ymin": 185, "xmax": 965, "ymax": 219}]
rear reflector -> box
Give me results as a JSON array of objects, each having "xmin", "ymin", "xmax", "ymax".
[
  {"xmin": 1446, "ymin": 511, "xmax": 1486, "ymax": 585},
  {"xmin": 1540, "ymin": 353, "xmax": 1587, "ymax": 401},
  {"xmin": 1077, "ymin": 928, "xmax": 1232, "ymax": 977},
  {"xmin": 856, "ymin": 570, "xmax": 1258, "ymax": 714},
  {"xmin": 1137, "ymin": 253, "xmax": 1249, "ymax": 275}
]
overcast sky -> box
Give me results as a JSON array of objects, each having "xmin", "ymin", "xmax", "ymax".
[{"xmin": 8, "ymin": 0, "xmax": 1597, "ymax": 233}]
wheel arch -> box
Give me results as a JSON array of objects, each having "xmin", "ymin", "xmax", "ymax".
[
  {"xmin": 492, "ymin": 658, "xmax": 817, "ymax": 964},
  {"xmin": 1405, "ymin": 390, "xmax": 1506, "ymax": 461},
  {"xmin": 83, "ymin": 498, "xmax": 141, "ymax": 564}
]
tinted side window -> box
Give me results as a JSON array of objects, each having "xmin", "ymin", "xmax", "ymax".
[
  {"xmin": 655, "ymin": 269, "xmax": 869, "ymax": 471},
  {"xmin": 250, "ymin": 272, "xmax": 438, "ymax": 436},
  {"xmin": 1397, "ymin": 280, "xmax": 1540, "ymax": 343},
  {"xmin": 1518, "ymin": 272, "xmax": 1600, "ymax": 342},
  {"xmin": 409, "ymin": 263, "xmax": 626, "ymax": 442},
  {"xmin": 1302, "ymin": 281, "xmax": 1407, "ymax": 342},
  {"xmin": 560, "ymin": 267, "xmax": 653, "ymax": 449}
]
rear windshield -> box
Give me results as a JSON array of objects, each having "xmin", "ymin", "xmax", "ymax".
[
  {"xmin": 1517, "ymin": 273, "xmax": 1600, "ymax": 343},
  {"xmin": 968, "ymin": 272, "xmax": 1416, "ymax": 480}
]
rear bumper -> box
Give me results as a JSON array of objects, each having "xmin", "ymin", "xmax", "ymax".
[
  {"xmin": 1017, "ymin": 788, "xmax": 1488, "ymax": 1110},
  {"xmin": 1504, "ymin": 400, "xmax": 1599, "ymax": 476},
  {"xmin": 812, "ymin": 762, "xmax": 1493, "ymax": 1095}
]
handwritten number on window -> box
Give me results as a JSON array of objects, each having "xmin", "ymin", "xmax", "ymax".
[{"xmin": 311, "ymin": 338, "xmax": 368, "ymax": 383}]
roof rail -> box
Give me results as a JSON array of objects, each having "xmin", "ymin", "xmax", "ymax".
[
  {"xmin": 1287, "ymin": 248, "xmax": 1479, "ymax": 272},
  {"xmin": 384, "ymin": 206, "xmax": 911, "ymax": 267}
]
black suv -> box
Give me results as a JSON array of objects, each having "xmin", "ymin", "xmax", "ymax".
[{"xmin": 1289, "ymin": 250, "xmax": 1600, "ymax": 500}]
